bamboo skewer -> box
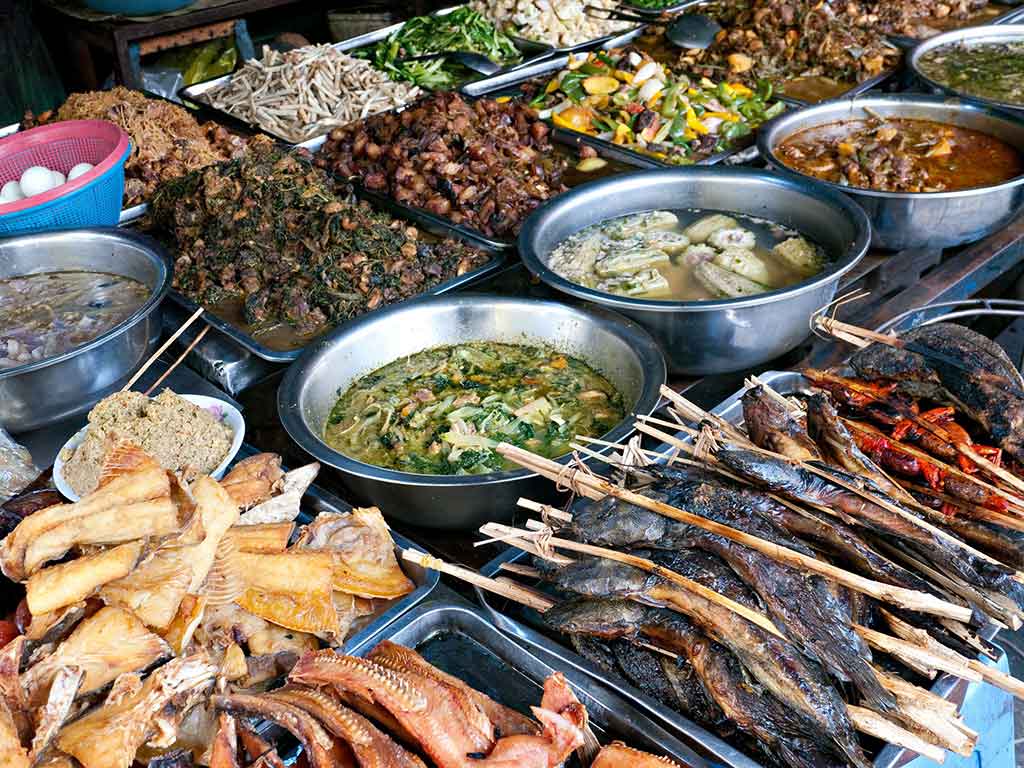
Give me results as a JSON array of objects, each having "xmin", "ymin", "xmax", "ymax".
[
  {"xmin": 122, "ymin": 307, "xmax": 204, "ymax": 392},
  {"xmin": 846, "ymin": 707, "xmax": 946, "ymax": 764},
  {"xmin": 144, "ymin": 326, "xmax": 211, "ymax": 397},
  {"xmin": 497, "ymin": 442, "xmax": 972, "ymax": 623},
  {"xmin": 481, "ymin": 519, "xmax": 786, "ymax": 639},
  {"xmin": 854, "ymin": 625, "xmax": 981, "ymax": 682}
]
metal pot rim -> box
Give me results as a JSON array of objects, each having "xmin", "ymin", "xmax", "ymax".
[
  {"xmin": 0, "ymin": 228, "xmax": 172, "ymax": 380},
  {"xmin": 516, "ymin": 166, "xmax": 871, "ymax": 313},
  {"xmin": 758, "ymin": 92, "xmax": 1024, "ymax": 200},
  {"xmin": 277, "ymin": 294, "xmax": 667, "ymax": 488},
  {"xmin": 908, "ymin": 25, "xmax": 1024, "ymax": 115}
]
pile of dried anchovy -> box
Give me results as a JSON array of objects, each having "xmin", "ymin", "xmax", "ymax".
[
  {"xmin": 202, "ymin": 45, "xmax": 422, "ymax": 143},
  {"xmin": 151, "ymin": 137, "xmax": 488, "ymax": 337}
]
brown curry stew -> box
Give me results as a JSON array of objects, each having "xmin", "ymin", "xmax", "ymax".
[{"xmin": 776, "ymin": 117, "xmax": 1023, "ymax": 193}]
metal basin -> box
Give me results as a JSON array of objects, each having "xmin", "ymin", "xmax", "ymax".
[
  {"xmin": 278, "ymin": 295, "xmax": 666, "ymax": 529},
  {"xmin": 909, "ymin": 25, "xmax": 1024, "ymax": 114},
  {"xmin": 517, "ymin": 167, "xmax": 870, "ymax": 376},
  {"xmin": 0, "ymin": 228, "xmax": 171, "ymax": 432},
  {"xmin": 758, "ymin": 94, "xmax": 1024, "ymax": 250}
]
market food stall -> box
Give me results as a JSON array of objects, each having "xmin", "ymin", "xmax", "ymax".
[{"xmin": 2, "ymin": 2, "xmax": 1024, "ymax": 767}]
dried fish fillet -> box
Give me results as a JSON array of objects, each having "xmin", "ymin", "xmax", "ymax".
[
  {"xmin": 56, "ymin": 654, "xmax": 217, "ymax": 768},
  {"xmin": 222, "ymin": 523, "xmax": 294, "ymax": 553},
  {"xmin": 237, "ymin": 588, "xmax": 339, "ymax": 637},
  {"xmin": 29, "ymin": 665, "xmax": 83, "ymax": 762},
  {"xmin": 0, "ymin": 460, "xmax": 169, "ymax": 580},
  {"xmin": 22, "ymin": 607, "xmax": 170, "ymax": 708},
  {"xmin": 0, "ymin": 695, "xmax": 29, "ymax": 768},
  {"xmin": 161, "ymin": 596, "xmax": 207, "ymax": 656},
  {"xmin": 0, "ymin": 636, "xmax": 28, "ymax": 740},
  {"xmin": 26, "ymin": 541, "xmax": 143, "ymax": 615},
  {"xmin": 295, "ymin": 509, "xmax": 413, "ymax": 599},
  {"xmin": 186, "ymin": 477, "xmax": 240, "ymax": 592},
  {"xmin": 220, "ymin": 454, "xmax": 284, "ymax": 511},
  {"xmin": 24, "ymin": 604, "xmax": 86, "ymax": 643},
  {"xmin": 237, "ymin": 464, "xmax": 318, "ymax": 526},
  {"xmin": 100, "ymin": 543, "xmax": 194, "ymax": 631}
]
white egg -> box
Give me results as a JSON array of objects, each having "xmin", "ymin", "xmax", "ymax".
[
  {"xmin": 0, "ymin": 180, "xmax": 24, "ymax": 203},
  {"xmin": 19, "ymin": 166, "xmax": 56, "ymax": 197},
  {"xmin": 67, "ymin": 162, "xmax": 94, "ymax": 181},
  {"xmin": 51, "ymin": 171, "xmax": 66, "ymax": 187}
]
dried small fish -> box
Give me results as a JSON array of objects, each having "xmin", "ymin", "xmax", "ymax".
[{"xmin": 203, "ymin": 45, "xmax": 422, "ymax": 143}]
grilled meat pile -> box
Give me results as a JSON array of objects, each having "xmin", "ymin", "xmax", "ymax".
[
  {"xmin": 315, "ymin": 92, "xmax": 568, "ymax": 238},
  {"xmin": 151, "ymin": 136, "xmax": 488, "ymax": 339},
  {"xmin": 502, "ymin": 342, "xmax": 1024, "ymax": 768}
]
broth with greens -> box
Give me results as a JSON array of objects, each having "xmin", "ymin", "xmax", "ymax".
[
  {"xmin": 547, "ymin": 209, "xmax": 825, "ymax": 301},
  {"xmin": 918, "ymin": 40, "xmax": 1024, "ymax": 107},
  {"xmin": 324, "ymin": 342, "xmax": 626, "ymax": 475}
]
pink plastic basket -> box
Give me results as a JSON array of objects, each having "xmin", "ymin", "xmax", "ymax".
[{"xmin": 0, "ymin": 120, "xmax": 131, "ymax": 236}]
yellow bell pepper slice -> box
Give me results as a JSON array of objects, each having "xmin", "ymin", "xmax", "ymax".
[
  {"xmin": 703, "ymin": 110, "xmax": 741, "ymax": 122},
  {"xmin": 686, "ymin": 107, "xmax": 708, "ymax": 135},
  {"xmin": 614, "ymin": 69, "xmax": 634, "ymax": 83},
  {"xmin": 613, "ymin": 123, "xmax": 632, "ymax": 144},
  {"xmin": 728, "ymin": 82, "xmax": 753, "ymax": 96},
  {"xmin": 495, "ymin": 96, "xmax": 511, "ymax": 104},
  {"xmin": 545, "ymin": 78, "xmax": 561, "ymax": 94}
]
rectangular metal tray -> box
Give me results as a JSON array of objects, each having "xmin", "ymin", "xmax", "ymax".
[
  {"xmin": 348, "ymin": 597, "xmax": 739, "ymax": 768},
  {"xmin": 231, "ymin": 443, "xmax": 439, "ymax": 651},
  {"xmin": 180, "ymin": 5, "xmax": 555, "ymax": 146},
  {"xmin": 161, "ymin": 186, "xmax": 508, "ymax": 364},
  {"xmin": 886, "ymin": 1, "xmax": 1024, "ymax": 49}
]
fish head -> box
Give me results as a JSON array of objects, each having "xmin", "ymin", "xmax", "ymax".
[
  {"xmin": 543, "ymin": 598, "xmax": 650, "ymax": 640},
  {"xmin": 570, "ymin": 497, "xmax": 668, "ymax": 549}
]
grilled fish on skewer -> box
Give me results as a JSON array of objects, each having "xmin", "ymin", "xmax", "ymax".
[
  {"xmin": 741, "ymin": 386, "xmax": 821, "ymax": 462},
  {"xmin": 546, "ymin": 599, "xmax": 854, "ymax": 768},
  {"xmin": 850, "ymin": 323, "xmax": 1024, "ymax": 463},
  {"xmin": 569, "ymin": 469, "xmax": 894, "ymax": 714},
  {"xmin": 716, "ymin": 446, "xmax": 1024, "ymax": 611},
  {"xmin": 533, "ymin": 553, "xmax": 866, "ymax": 765}
]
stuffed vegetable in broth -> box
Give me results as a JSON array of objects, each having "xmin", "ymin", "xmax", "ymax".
[
  {"xmin": 324, "ymin": 342, "xmax": 625, "ymax": 475},
  {"xmin": 547, "ymin": 209, "xmax": 825, "ymax": 300}
]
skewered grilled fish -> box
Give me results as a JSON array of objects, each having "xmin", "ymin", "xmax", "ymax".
[
  {"xmin": 850, "ymin": 323, "xmax": 1024, "ymax": 463},
  {"xmin": 742, "ymin": 386, "xmax": 821, "ymax": 462},
  {"xmin": 592, "ymin": 742, "xmax": 685, "ymax": 767},
  {"xmin": 546, "ymin": 598, "xmax": 855, "ymax": 768}
]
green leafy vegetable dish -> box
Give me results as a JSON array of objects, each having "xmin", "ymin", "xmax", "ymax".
[
  {"xmin": 324, "ymin": 342, "xmax": 626, "ymax": 475},
  {"xmin": 917, "ymin": 40, "xmax": 1024, "ymax": 107},
  {"xmin": 356, "ymin": 7, "xmax": 522, "ymax": 90}
]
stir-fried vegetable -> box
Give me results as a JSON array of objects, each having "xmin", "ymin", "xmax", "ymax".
[
  {"xmin": 529, "ymin": 48, "xmax": 784, "ymax": 164},
  {"xmin": 624, "ymin": 0, "xmax": 682, "ymax": 7},
  {"xmin": 324, "ymin": 342, "xmax": 625, "ymax": 475},
  {"xmin": 357, "ymin": 8, "xmax": 522, "ymax": 90}
]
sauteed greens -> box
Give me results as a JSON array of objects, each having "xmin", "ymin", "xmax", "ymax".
[
  {"xmin": 918, "ymin": 41, "xmax": 1024, "ymax": 106},
  {"xmin": 324, "ymin": 342, "xmax": 625, "ymax": 475}
]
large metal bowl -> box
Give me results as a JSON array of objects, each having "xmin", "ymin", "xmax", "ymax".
[
  {"xmin": 517, "ymin": 167, "xmax": 871, "ymax": 375},
  {"xmin": 0, "ymin": 228, "xmax": 171, "ymax": 432},
  {"xmin": 909, "ymin": 25, "xmax": 1024, "ymax": 114},
  {"xmin": 278, "ymin": 295, "xmax": 666, "ymax": 529},
  {"xmin": 758, "ymin": 94, "xmax": 1024, "ymax": 250}
]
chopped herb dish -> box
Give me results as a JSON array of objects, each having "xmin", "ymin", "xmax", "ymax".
[
  {"xmin": 529, "ymin": 48, "xmax": 784, "ymax": 164},
  {"xmin": 324, "ymin": 342, "xmax": 626, "ymax": 475},
  {"xmin": 356, "ymin": 7, "xmax": 522, "ymax": 90}
]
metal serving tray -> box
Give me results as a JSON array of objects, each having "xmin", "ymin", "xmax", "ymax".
[
  {"xmin": 348, "ymin": 597, "xmax": 731, "ymax": 768},
  {"xmin": 180, "ymin": 5, "xmax": 554, "ymax": 145},
  {"xmin": 162, "ymin": 187, "xmax": 507, "ymax": 364},
  {"xmin": 231, "ymin": 443, "xmax": 439, "ymax": 650},
  {"xmin": 886, "ymin": 1, "xmax": 1024, "ymax": 49}
]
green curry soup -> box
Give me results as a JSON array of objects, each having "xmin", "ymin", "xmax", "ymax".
[
  {"xmin": 918, "ymin": 41, "xmax": 1024, "ymax": 106},
  {"xmin": 324, "ymin": 342, "xmax": 626, "ymax": 475}
]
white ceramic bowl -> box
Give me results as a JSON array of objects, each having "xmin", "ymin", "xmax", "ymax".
[{"xmin": 53, "ymin": 394, "xmax": 245, "ymax": 502}]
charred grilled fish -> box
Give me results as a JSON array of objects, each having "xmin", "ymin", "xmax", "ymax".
[
  {"xmin": 742, "ymin": 386, "xmax": 822, "ymax": 462},
  {"xmin": 546, "ymin": 599, "xmax": 860, "ymax": 768}
]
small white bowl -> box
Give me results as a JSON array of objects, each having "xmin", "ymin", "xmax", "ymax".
[{"xmin": 53, "ymin": 394, "xmax": 245, "ymax": 502}]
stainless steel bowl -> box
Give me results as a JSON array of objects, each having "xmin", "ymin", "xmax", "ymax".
[
  {"xmin": 517, "ymin": 167, "xmax": 871, "ymax": 376},
  {"xmin": 758, "ymin": 94, "xmax": 1024, "ymax": 251},
  {"xmin": 278, "ymin": 295, "xmax": 666, "ymax": 529},
  {"xmin": 0, "ymin": 228, "xmax": 171, "ymax": 432},
  {"xmin": 910, "ymin": 25, "xmax": 1024, "ymax": 114}
]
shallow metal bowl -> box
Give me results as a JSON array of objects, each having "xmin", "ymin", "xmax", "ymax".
[
  {"xmin": 910, "ymin": 25, "xmax": 1024, "ymax": 114},
  {"xmin": 517, "ymin": 167, "xmax": 870, "ymax": 375},
  {"xmin": 278, "ymin": 295, "xmax": 666, "ymax": 529},
  {"xmin": 758, "ymin": 94, "xmax": 1024, "ymax": 250},
  {"xmin": 0, "ymin": 228, "xmax": 171, "ymax": 432}
]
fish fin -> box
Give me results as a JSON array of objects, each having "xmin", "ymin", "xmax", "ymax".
[{"xmin": 97, "ymin": 439, "xmax": 161, "ymax": 489}]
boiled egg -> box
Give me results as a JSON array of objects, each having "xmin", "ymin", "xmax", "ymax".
[
  {"xmin": 68, "ymin": 163, "xmax": 93, "ymax": 181},
  {"xmin": 19, "ymin": 166, "xmax": 57, "ymax": 197},
  {"xmin": 51, "ymin": 171, "xmax": 66, "ymax": 186},
  {"xmin": 0, "ymin": 180, "xmax": 24, "ymax": 203}
]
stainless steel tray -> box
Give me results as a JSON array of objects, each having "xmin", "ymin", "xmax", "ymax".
[
  {"xmin": 232, "ymin": 443, "xmax": 439, "ymax": 651},
  {"xmin": 887, "ymin": 1, "xmax": 1024, "ymax": 48},
  {"xmin": 348, "ymin": 597, "xmax": 732, "ymax": 767},
  {"xmin": 180, "ymin": 5, "xmax": 554, "ymax": 145},
  {"xmin": 162, "ymin": 187, "xmax": 507, "ymax": 364}
]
